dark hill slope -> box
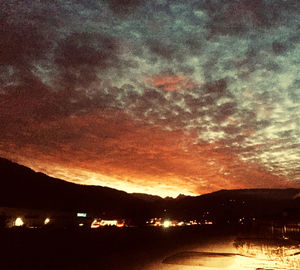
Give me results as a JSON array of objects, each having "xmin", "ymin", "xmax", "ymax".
[
  {"xmin": 0, "ymin": 158, "xmax": 149, "ymax": 218},
  {"xmin": 169, "ymin": 188, "xmax": 300, "ymax": 222},
  {"xmin": 1, "ymin": 157, "xmax": 300, "ymax": 222}
]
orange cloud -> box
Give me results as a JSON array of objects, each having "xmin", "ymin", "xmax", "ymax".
[
  {"xmin": 146, "ymin": 74, "xmax": 196, "ymax": 91},
  {"xmin": 0, "ymin": 107, "xmax": 295, "ymax": 198}
]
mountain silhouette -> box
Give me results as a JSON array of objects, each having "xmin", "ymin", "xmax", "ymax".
[
  {"xmin": 0, "ymin": 157, "xmax": 149, "ymax": 219},
  {"xmin": 1, "ymin": 157, "xmax": 300, "ymax": 223}
]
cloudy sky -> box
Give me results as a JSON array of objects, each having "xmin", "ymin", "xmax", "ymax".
[{"xmin": 1, "ymin": 0, "xmax": 299, "ymax": 197}]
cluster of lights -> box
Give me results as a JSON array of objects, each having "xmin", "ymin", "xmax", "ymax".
[
  {"xmin": 146, "ymin": 218, "xmax": 212, "ymax": 227},
  {"xmin": 147, "ymin": 218, "xmax": 163, "ymax": 226},
  {"xmin": 11, "ymin": 215, "xmax": 214, "ymax": 229}
]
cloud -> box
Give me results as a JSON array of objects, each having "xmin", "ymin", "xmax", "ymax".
[
  {"xmin": 0, "ymin": 22, "xmax": 50, "ymax": 67},
  {"xmin": 108, "ymin": 0, "xmax": 142, "ymax": 16},
  {"xmin": 146, "ymin": 74, "xmax": 196, "ymax": 91},
  {"xmin": 0, "ymin": 0, "xmax": 300, "ymax": 196},
  {"xmin": 53, "ymin": 32, "xmax": 122, "ymax": 89}
]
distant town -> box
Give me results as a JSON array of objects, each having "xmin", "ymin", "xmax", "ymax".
[{"xmin": 0, "ymin": 206, "xmax": 216, "ymax": 229}]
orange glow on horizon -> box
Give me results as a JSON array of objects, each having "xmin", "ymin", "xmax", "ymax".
[{"xmin": 0, "ymin": 107, "xmax": 296, "ymax": 198}]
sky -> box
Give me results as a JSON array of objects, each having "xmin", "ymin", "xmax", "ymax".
[{"xmin": 0, "ymin": 0, "xmax": 300, "ymax": 197}]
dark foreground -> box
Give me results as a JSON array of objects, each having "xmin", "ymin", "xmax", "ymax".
[{"xmin": 1, "ymin": 226, "xmax": 300, "ymax": 270}]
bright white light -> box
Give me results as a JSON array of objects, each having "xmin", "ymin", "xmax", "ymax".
[
  {"xmin": 44, "ymin": 218, "xmax": 50, "ymax": 225},
  {"xmin": 163, "ymin": 220, "xmax": 171, "ymax": 228},
  {"xmin": 79, "ymin": 223, "xmax": 84, "ymax": 227},
  {"xmin": 14, "ymin": 217, "xmax": 24, "ymax": 227}
]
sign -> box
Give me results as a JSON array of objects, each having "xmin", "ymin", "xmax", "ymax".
[{"xmin": 77, "ymin": 213, "xmax": 87, "ymax": 218}]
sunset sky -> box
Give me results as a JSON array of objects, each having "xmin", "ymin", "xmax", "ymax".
[{"xmin": 1, "ymin": 0, "xmax": 299, "ymax": 197}]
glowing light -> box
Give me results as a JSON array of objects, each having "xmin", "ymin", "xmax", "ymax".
[
  {"xmin": 100, "ymin": 220, "xmax": 117, "ymax": 226},
  {"xmin": 205, "ymin": 221, "xmax": 213, "ymax": 225},
  {"xmin": 147, "ymin": 218, "xmax": 202, "ymax": 227},
  {"xmin": 189, "ymin": 220, "xmax": 198, "ymax": 225},
  {"xmin": 44, "ymin": 218, "xmax": 50, "ymax": 225},
  {"xmin": 147, "ymin": 217, "xmax": 162, "ymax": 226},
  {"xmin": 91, "ymin": 219, "xmax": 122, "ymax": 228},
  {"xmin": 77, "ymin": 212, "xmax": 87, "ymax": 217},
  {"xmin": 117, "ymin": 221, "xmax": 125, "ymax": 227},
  {"xmin": 154, "ymin": 221, "xmax": 162, "ymax": 226},
  {"xmin": 79, "ymin": 223, "xmax": 84, "ymax": 227},
  {"xmin": 20, "ymin": 163, "xmax": 197, "ymax": 198},
  {"xmin": 163, "ymin": 220, "xmax": 172, "ymax": 228},
  {"xmin": 91, "ymin": 219, "xmax": 101, "ymax": 228},
  {"xmin": 14, "ymin": 217, "xmax": 24, "ymax": 227}
]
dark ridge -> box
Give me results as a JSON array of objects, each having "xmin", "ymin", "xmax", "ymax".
[
  {"xmin": 0, "ymin": 157, "xmax": 150, "ymax": 219},
  {"xmin": 1, "ymin": 157, "xmax": 300, "ymax": 223}
]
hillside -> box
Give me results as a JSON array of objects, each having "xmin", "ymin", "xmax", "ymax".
[
  {"xmin": 169, "ymin": 188, "xmax": 300, "ymax": 223},
  {"xmin": 1, "ymin": 157, "xmax": 300, "ymax": 223},
  {"xmin": 0, "ymin": 157, "xmax": 149, "ymax": 218}
]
